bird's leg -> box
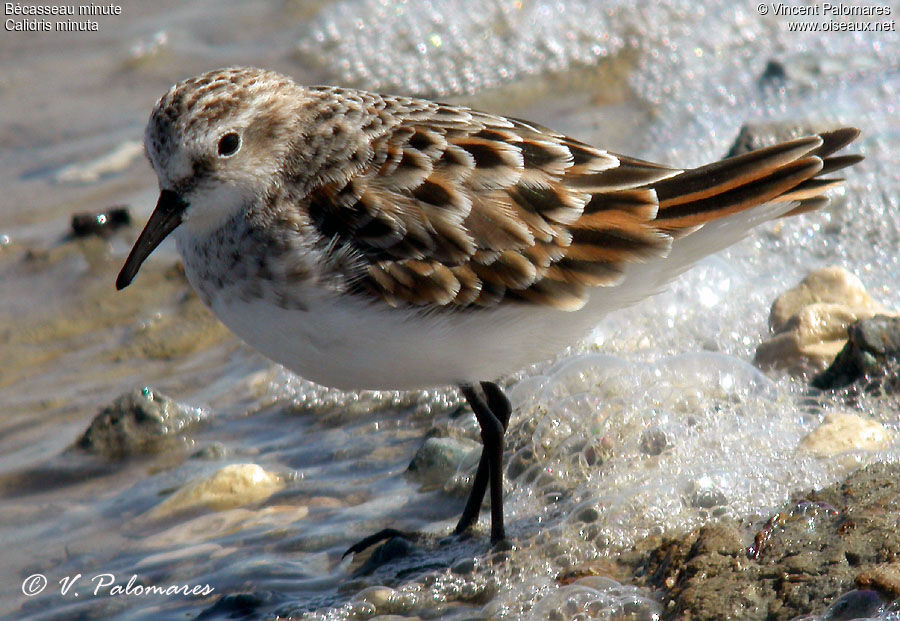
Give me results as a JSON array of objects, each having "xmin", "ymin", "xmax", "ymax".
[
  {"xmin": 342, "ymin": 381, "xmax": 511, "ymax": 558},
  {"xmin": 455, "ymin": 382, "xmax": 511, "ymax": 543}
]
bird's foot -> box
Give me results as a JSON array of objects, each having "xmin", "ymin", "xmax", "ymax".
[
  {"xmin": 344, "ymin": 528, "xmax": 468, "ymax": 577},
  {"xmin": 344, "ymin": 527, "xmax": 513, "ymax": 578},
  {"xmin": 342, "ymin": 528, "xmax": 423, "ymax": 558}
]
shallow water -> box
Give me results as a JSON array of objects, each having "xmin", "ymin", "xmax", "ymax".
[{"xmin": 2, "ymin": 1, "xmax": 899, "ymax": 619}]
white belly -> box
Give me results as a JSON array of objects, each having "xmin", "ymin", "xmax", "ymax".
[
  {"xmin": 173, "ymin": 225, "xmax": 593, "ymax": 390},
  {"xmin": 203, "ymin": 284, "xmax": 584, "ymax": 390}
]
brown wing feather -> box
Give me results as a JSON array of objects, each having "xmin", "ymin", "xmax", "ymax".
[{"xmin": 305, "ymin": 98, "xmax": 861, "ymax": 311}]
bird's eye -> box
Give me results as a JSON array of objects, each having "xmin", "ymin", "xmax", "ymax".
[{"xmin": 217, "ymin": 132, "xmax": 241, "ymax": 157}]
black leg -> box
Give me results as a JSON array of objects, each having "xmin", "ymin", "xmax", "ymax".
[
  {"xmin": 343, "ymin": 381, "xmax": 511, "ymax": 558},
  {"xmin": 455, "ymin": 382, "xmax": 511, "ymax": 543}
]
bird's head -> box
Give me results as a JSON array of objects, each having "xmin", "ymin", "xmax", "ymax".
[{"xmin": 117, "ymin": 66, "xmax": 303, "ymax": 290}]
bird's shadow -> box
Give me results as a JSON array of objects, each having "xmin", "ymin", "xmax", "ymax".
[
  {"xmin": 196, "ymin": 489, "xmax": 513, "ymax": 619},
  {"xmin": 196, "ymin": 534, "xmax": 499, "ymax": 620}
]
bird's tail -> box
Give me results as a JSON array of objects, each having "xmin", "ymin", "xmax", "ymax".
[
  {"xmin": 649, "ymin": 127, "xmax": 862, "ymax": 235},
  {"xmin": 579, "ymin": 128, "xmax": 863, "ymax": 313}
]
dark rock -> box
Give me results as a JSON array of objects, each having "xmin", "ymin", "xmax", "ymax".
[
  {"xmin": 757, "ymin": 56, "xmax": 826, "ymax": 90},
  {"xmin": 451, "ymin": 557, "xmax": 477, "ymax": 575},
  {"xmin": 688, "ymin": 477, "xmax": 729, "ymax": 509},
  {"xmin": 70, "ymin": 206, "xmax": 131, "ymax": 238},
  {"xmin": 576, "ymin": 506, "xmax": 600, "ymax": 524},
  {"xmin": 352, "ymin": 536, "xmax": 435, "ymax": 578},
  {"xmin": 76, "ymin": 387, "xmax": 205, "ymax": 459},
  {"xmin": 759, "ymin": 59, "xmax": 788, "ymax": 84},
  {"xmin": 407, "ymin": 436, "xmax": 478, "ymax": 487},
  {"xmin": 193, "ymin": 442, "xmax": 227, "ymax": 460},
  {"xmin": 811, "ymin": 315, "xmax": 900, "ymax": 392},
  {"xmin": 619, "ymin": 463, "xmax": 900, "ymax": 621}
]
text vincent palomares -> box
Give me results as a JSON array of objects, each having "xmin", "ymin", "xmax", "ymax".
[{"xmin": 769, "ymin": 2, "xmax": 891, "ymax": 16}]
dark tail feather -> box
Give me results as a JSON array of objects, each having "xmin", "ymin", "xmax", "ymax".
[{"xmin": 648, "ymin": 127, "xmax": 861, "ymax": 234}]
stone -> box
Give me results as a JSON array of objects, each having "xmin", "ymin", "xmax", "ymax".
[
  {"xmin": 197, "ymin": 591, "xmax": 287, "ymax": 620},
  {"xmin": 799, "ymin": 412, "xmax": 894, "ymax": 458},
  {"xmin": 769, "ymin": 268, "xmax": 889, "ymax": 333},
  {"xmin": 639, "ymin": 427, "xmax": 670, "ymax": 456},
  {"xmin": 135, "ymin": 542, "xmax": 224, "ymax": 569},
  {"xmin": 70, "ymin": 206, "xmax": 131, "ymax": 238},
  {"xmin": 754, "ymin": 268, "xmax": 897, "ymax": 375},
  {"xmin": 141, "ymin": 505, "xmax": 305, "ymax": 547},
  {"xmin": 818, "ymin": 589, "xmax": 887, "ymax": 620},
  {"xmin": 756, "ymin": 304, "xmax": 871, "ymax": 373},
  {"xmin": 755, "ymin": 54, "xmax": 878, "ymax": 91},
  {"xmin": 619, "ymin": 463, "xmax": 900, "ymax": 621},
  {"xmin": 192, "ymin": 442, "xmax": 227, "ymax": 460},
  {"xmin": 856, "ymin": 563, "xmax": 900, "ymax": 598},
  {"xmin": 151, "ymin": 464, "xmax": 284, "ymax": 517},
  {"xmin": 812, "ymin": 315, "xmax": 900, "ymax": 392},
  {"xmin": 407, "ymin": 436, "xmax": 479, "ymax": 487},
  {"xmin": 352, "ymin": 586, "xmax": 396, "ymax": 613},
  {"xmin": 76, "ymin": 387, "xmax": 205, "ymax": 459}
]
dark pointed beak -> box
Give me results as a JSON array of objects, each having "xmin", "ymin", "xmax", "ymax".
[{"xmin": 116, "ymin": 190, "xmax": 188, "ymax": 290}]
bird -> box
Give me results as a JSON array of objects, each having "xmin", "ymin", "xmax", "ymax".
[{"xmin": 116, "ymin": 66, "xmax": 862, "ymax": 552}]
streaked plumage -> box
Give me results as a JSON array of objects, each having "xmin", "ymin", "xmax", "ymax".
[{"xmin": 118, "ymin": 67, "xmax": 863, "ymax": 547}]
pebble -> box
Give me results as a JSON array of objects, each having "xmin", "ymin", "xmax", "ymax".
[
  {"xmin": 70, "ymin": 206, "xmax": 131, "ymax": 238},
  {"xmin": 755, "ymin": 267, "xmax": 897, "ymax": 374},
  {"xmin": 856, "ymin": 562, "xmax": 900, "ymax": 598},
  {"xmin": 192, "ymin": 442, "xmax": 228, "ymax": 460},
  {"xmin": 407, "ymin": 436, "xmax": 480, "ymax": 487},
  {"xmin": 76, "ymin": 387, "xmax": 205, "ymax": 459},
  {"xmin": 688, "ymin": 475, "xmax": 729, "ymax": 509},
  {"xmin": 769, "ymin": 268, "xmax": 890, "ymax": 331},
  {"xmin": 151, "ymin": 463, "xmax": 285, "ymax": 517},
  {"xmin": 799, "ymin": 412, "xmax": 894, "ymax": 458},
  {"xmin": 134, "ymin": 542, "xmax": 224, "ymax": 569},
  {"xmin": 305, "ymin": 496, "xmax": 344, "ymax": 509},
  {"xmin": 755, "ymin": 53, "xmax": 880, "ymax": 91},
  {"xmin": 141, "ymin": 505, "xmax": 306, "ymax": 548},
  {"xmin": 819, "ymin": 589, "xmax": 886, "ymax": 620},
  {"xmin": 812, "ymin": 315, "xmax": 900, "ymax": 392},
  {"xmin": 639, "ymin": 427, "xmax": 670, "ymax": 456},
  {"xmin": 352, "ymin": 586, "xmax": 396, "ymax": 613}
]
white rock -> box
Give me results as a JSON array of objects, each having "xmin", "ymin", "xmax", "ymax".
[
  {"xmin": 799, "ymin": 412, "xmax": 894, "ymax": 457},
  {"xmin": 756, "ymin": 267, "xmax": 897, "ymax": 373},
  {"xmin": 769, "ymin": 267, "xmax": 890, "ymax": 332},
  {"xmin": 151, "ymin": 463, "xmax": 284, "ymax": 517}
]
